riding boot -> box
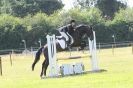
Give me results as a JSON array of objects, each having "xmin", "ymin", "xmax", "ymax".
[{"xmin": 67, "ymin": 41, "xmax": 72, "ymax": 50}]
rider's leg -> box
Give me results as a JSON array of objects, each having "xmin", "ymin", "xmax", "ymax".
[
  {"xmin": 66, "ymin": 32, "xmax": 74, "ymax": 45},
  {"xmin": 60, "ymin": 32, "xmax": 69, "ymax": 41}
]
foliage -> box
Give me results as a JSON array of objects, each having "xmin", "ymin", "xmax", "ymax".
[
  {"xmin": 96, "ymin": 0, "xmax": 127, "ymax": 18},
  {"xmin": 0, "ymin": 7, "xmax": 133, "ymax": 49},
  {"xmin": 0, "ymin": 14, "xmax": 27, "ymax": 49},
  {"xmin": 111, "ymin": 8, "xmax": 133, "ymax": 41},
  {"xmin": 0, "ymin": 0, "xmax": 63, "ymax": 17}
]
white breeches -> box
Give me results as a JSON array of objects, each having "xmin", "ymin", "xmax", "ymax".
[{"xmin": 60, "ymin": 32, "xmax": 69, "ymax": 41}]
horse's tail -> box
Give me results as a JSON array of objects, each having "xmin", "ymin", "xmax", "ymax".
[{"xmin": 32, "ymin": 47, "xmax": 44, "ymax": 71}]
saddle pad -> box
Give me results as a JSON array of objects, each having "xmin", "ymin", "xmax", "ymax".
[{"xmin": 57, "ymin": 39, "xmax": 66, "ymax": 49}]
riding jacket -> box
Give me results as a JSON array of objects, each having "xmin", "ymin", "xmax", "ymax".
[{"xmin": 58, "ymin": 24, "xmax": 75, "ymax": 35}]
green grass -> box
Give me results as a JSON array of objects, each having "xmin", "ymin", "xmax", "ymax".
[{"xmin": 0, "ymin": 47, "xmax": 133, "ymax": 88}]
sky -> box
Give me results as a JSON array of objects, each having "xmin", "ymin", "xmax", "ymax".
[
  {"xmin": 62, "ymin": 0, "xmax": 133, "ymax": 10},
  {"xmin": 62, "ymin": 0, "xmax": 75, "ymax": 10},
  {"xmin": 127, "ymin": 0, "xmax": 133, "ymax": 7}
]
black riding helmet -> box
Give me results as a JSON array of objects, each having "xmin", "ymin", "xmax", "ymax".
[{"xmin": 70, "ymin": 20, "xmax": 76, "ymax": 24}]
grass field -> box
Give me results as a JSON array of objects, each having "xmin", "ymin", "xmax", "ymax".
[{"xmin": 0, "ymin": 47, "xmax": 133, "ymax": 88}]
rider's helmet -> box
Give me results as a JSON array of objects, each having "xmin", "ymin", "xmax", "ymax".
[{"xmin": 70, "ymin": 20, "xmax": 76, "ymax": 28}]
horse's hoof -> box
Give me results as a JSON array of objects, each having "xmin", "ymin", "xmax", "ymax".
[
  {"xmin": 40, "ymin": 73, "xmax": 43, "ymax": 77},
  {"xmin": 40, "ymin": 75, "xmax": 46, "ymax": 79}
]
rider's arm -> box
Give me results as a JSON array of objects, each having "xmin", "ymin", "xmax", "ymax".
[{"xmin": 60, "ymin": 26, "xmax": 68, "ymax": 33}]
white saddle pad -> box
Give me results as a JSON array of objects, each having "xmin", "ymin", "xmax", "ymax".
[{"xmin": 56, "ymin": 39, "xmax": 66, "ymax": 49}]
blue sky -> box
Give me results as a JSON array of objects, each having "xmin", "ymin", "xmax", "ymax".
[{"xmin": 62, "ymin": 0, "xmax": 133, "ymax": 10}]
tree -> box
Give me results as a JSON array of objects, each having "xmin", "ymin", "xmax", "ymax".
[
  {"xmin": 0, "ymin": 14, "xmax": 27, "ymax": 49},
  {"xmin": 0, "ymin": 0, "xmax": 64, "ymax": 17},
  {"xmin": 96, "ymin": 0, "xmax": 127, "ymax": 19},
  {"xmin": 0, "ymin": 0, "xmax": 12, "ymax": 14},
  {"xmin": 113, "ymin": 8, "xmax": 133, "ymax": 41}
]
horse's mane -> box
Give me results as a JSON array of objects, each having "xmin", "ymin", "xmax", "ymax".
[
  {"xmin": 76, "ymin": 24, "xmax": 88, "ymax": 29},
  {"xmin": 75, "ymin": 24, "xmax": 92, "ymax": 32}
]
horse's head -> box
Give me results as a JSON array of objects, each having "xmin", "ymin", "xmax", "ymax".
[
  {"xmin": 75, "ymin": 25, "xmax": 94, "ymax": 41},
  {"xmin": 85, "ymin": 25, "xmax": 94, "ymax": 41},
  {"xmin": 70, "ymin": 25, "xmax": 94, "ymax": 48}
]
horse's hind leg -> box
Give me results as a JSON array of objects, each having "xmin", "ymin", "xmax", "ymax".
[
  {"xmin": 40, "ymin": 47, "xmax": 49, "ymax": 78},
  {"xmin": 40, "ymin": 60, "xmax": 49, "ymax": 77},
  {"xmin": 43, "ymin": 59, "xmax": 49, "ymax": 76},
  {"xmin": 40, "ymin": 60, "xmax": 45, "ymax": 77},
  {"xmin": 32, "ymin": 53, "xmax": 40, "ymax": 71},
  {"xmin": 32, "ymin": 47, "xmax": 43, "ymax": 71}
]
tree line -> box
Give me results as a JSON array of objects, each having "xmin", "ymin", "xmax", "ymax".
[{"xmin": 0, "ymin": 0, "xmax": 133, "ymax": 50}]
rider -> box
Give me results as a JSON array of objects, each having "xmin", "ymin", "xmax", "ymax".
[{"xmin": 58, "ymin": 20, "xmax": 76, "ymax": 46}]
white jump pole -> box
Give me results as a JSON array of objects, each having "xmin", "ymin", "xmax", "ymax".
[
  {"xmin": 88, "ymin": 31, "xmax": 99, "ymax": 71},
  {"xmin": 47, "ymin": 35, "xmax": 58, "ymax": 77}
]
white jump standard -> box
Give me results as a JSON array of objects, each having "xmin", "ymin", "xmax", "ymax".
[
  {"xmin": 88, "ymin": 31, "xmax": 100, "ymax": 72},
  {"xmin": 47, "ymin": 35, "xmax": 59, "ymax": 77}
]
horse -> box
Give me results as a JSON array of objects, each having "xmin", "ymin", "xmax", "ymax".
[{"xmin": 32, "ymin": 25, "xmax": 94, "ymax": 77}]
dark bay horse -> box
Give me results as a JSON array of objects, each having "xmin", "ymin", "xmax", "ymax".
[{"xmin": 32, "ymin": 25, "xmax": 94, "ymax": 77}]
